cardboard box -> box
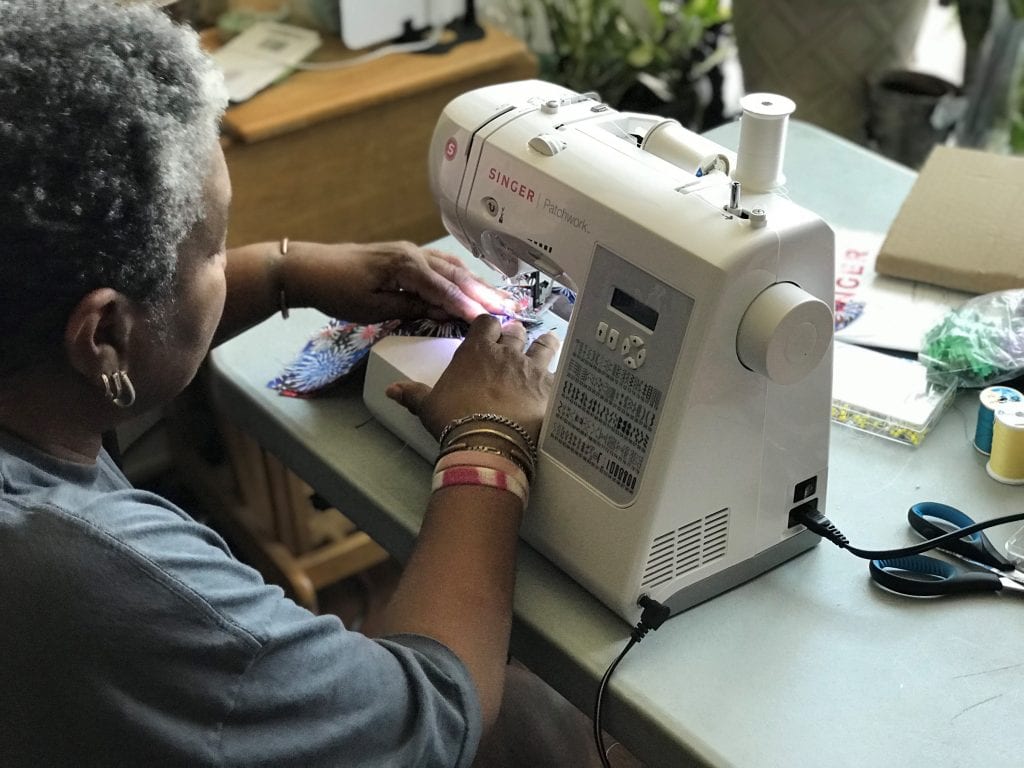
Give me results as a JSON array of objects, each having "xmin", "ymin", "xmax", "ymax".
[{"xmin": 876, "ymin": 145, "xmax": 1024, "ymax": 294}]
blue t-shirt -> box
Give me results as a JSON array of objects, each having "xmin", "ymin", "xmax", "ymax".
[{"xmin": 0, "ymin": 430, "xmax": 481, "ymax": 767}]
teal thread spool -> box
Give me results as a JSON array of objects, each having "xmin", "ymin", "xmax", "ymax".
[{"xmin": 975, "ymin": 386, "xmax": 1023, "ymax": 454}]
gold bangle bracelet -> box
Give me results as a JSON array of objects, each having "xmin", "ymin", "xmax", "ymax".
[
  {"xmin": 439, "ymin": 429, "xmax": 535, "ymax": 464},
  {"xmin": 278, "ymin": 237, "xmax": 290, "ymax": 320},
  {"xmin": 442, "ymin": 427, "xmax": 531, "ymax": 453},
  {"xmin": 442, "ymin": 424, "xmax": 536, "ymax": 464},
  {"xmin": 439, "ymin": 413, "xmax": 538, "ymax": 461}
]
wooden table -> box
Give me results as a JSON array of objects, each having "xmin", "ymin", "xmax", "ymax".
[{"xmin": 219, "ymin": 24, "xmax": 537, "ymax": 248}]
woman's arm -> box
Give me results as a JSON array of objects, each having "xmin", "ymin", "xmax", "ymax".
[
  {"xmin": 215, "ymin": 241, "xmax": 283, "ymax": 343},
  {"xmin": 215, "ymin": 240, "xmax": 517, "ymax": 345},
  {"xmin": 378, "ymin": 485, "xmax": 523, "ymax": 730}
]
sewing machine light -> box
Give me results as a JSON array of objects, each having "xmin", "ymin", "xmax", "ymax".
[
  {"xmin": 478, "ymin": 231, "xmax": 576, "ymax": 303},
  {"xmin": 478, "ymin": 230, "xmax": 518, "ymax": 276}
]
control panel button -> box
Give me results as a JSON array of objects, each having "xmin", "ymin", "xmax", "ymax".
[
  {"xmin": 596, "ymin": 321, "xmax": 608, "ymax": 342},
  {"xmin": 624, "ymin": 356, "xmax": 638, "ymax": 369},
  {"xmin": 629, "ymin": 335, "xmax": 645, "ymax": 348},
  {"xmin": 620, "ymin": 336, "xmax": 632, "ymax": 355},
  {"xmin": 606, "ymin": 328, "xmax": 620, "ymax": 349},
  {"xmin": 634, "ymin": 348, "xmax": 647, "ymax": 368}
]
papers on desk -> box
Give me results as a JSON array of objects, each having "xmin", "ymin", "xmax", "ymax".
[
  {"xmin": 210, "ymin": 22, "xmax": 321, "ymax": 103},
  {"xmin": 829, "ymin": 230, "xmax": 963, "ymax": 445},
  {"xmin": 833, "ymin": 228, "xmax": 973, "ymax": 353}
]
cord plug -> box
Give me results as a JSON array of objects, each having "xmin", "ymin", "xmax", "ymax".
[
  {"xmin": 631, "ymin": 594, "xmax": 670, "ymax": 643},
  {"xmin": 791, "ymin": 505, "xmax": 850, "ymax": 549}
]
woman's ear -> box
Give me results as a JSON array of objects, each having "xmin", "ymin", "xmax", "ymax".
[{"xmin": 63, "ymin": 288, "xmax": 137, "ymax": 379}]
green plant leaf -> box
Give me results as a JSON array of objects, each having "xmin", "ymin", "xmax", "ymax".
[
  {"xmin": 504, "ymin": 0, "xmax": 725, "ymax": 123},
  {"xmin": 627, "ymin": 41, "xmax": 656, "ymax": 69}
]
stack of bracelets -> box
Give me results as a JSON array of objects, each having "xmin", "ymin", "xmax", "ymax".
[{"xmin": 432, "ymin": 413, "xmax": 539, "ymax": 509}]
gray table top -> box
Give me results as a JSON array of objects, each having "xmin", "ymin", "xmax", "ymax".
[{"xmin": 208, "ymin": 120, "xmax": 1024, "ymax": 767}]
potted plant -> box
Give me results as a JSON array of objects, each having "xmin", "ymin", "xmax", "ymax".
[{"xmin": 493, "ymin": 0, "xmax": 729, "ymax": 129}]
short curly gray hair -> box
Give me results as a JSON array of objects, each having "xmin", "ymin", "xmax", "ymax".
[{"xmin": 0, "ymin": 0, "xmax": 227, "ymax": 373}]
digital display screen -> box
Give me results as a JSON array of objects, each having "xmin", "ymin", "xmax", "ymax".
[{"xmin": 610, "ymin": 287, "xmax": 659, "ymax": 331}]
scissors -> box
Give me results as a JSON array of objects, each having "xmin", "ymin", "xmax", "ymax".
[{"xmin": 869, "ymin": 502, "xmax": 1024, "ymax": 598}]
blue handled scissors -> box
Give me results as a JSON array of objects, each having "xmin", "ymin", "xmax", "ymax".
[
  {"xmin": 870, "ymin": 555, "xmax": 1024, "ymax": 598},
  {"xmin": 869, "ymin": 502, "xmax": 1024, "ymax": 598},
  {"xmin": 906, "ymin": 502, "xmax": 1019, "ymax": 572}
]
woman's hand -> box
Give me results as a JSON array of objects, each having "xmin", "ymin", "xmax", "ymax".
[
  {"xmin": 287, "ymin": 241, "xmax": 519, "ymax": 324},
  {"xmin": 385, "ymin": 315, "xmax": 560, "ymax": 443}
]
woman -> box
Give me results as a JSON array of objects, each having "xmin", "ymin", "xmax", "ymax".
[{"xmin": 0, "ymin": 1, "xmax": 563, "ymax": 765}]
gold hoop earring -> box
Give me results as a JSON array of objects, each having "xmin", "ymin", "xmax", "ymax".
[
  {"xmin": 101, "ymin": 370, "xmax": 136, "ymax": 408},
  {"xmin": 113, "ymin": 371, "xmax": 136, "ymax": 408}
]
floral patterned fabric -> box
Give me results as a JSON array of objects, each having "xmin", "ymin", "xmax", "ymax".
[
  {"xmin": 267, "ymin": 319, "xmax": 401, "ymax": 398},
  {"xmin": 268, "ymin": 274, "xmax": 575, "ymax": 398}
]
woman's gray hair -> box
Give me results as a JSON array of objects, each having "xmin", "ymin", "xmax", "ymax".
[{"xmin": 0, "ymin": 0, "xmax": 227, "ymax": 372}]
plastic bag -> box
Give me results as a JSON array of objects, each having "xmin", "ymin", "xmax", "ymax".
[{"xmin": 919, "ymin": 288, "xmax": 1024, "ymax": 387}]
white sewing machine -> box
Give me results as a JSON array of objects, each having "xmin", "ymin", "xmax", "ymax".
[{"xmin": 364, "ymin": 80, "xmax": 834, "ymax": 624}]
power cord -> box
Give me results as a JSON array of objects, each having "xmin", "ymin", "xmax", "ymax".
[
  {"xmin": 594, "ymin": 594, "xmax": 670, "ymax": 768},
  {"xmin": 791, "ymin": 507, "xmax": 1024, "ymax": 560},
  {"xmin": 286, "ymin": 27, "xmax": 444, "ymax": 71}
]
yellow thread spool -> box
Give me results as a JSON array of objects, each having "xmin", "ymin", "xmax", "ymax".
[{"xmin": 986, "ymin": 406, "xmax": 1024, "ymax": 485}]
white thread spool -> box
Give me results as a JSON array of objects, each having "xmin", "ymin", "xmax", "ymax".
[{"xmin": 734, "ymin": 93, "xmax": 796, "ymax": 192}]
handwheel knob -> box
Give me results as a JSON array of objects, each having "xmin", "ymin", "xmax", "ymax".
[{"xmin": 736, "ymin": 282, "xmax": 832, "ymax": 384}]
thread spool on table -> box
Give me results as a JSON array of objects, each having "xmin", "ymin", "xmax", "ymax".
[
  {"xmin": 986, "ymin": 406, "xmax": 1024, "ymax": 485},
  {"xmin": 974, "ymin": 385, "xmax": 1023, "ymax": 455}
]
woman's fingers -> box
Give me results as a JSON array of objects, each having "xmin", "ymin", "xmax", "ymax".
[
  {"xmin": 496, "ymin": 322, "xmax": 527, "ymax": 350},
  {"xmin": 465, "ymin": 313, "xmax": 503, "ymax": 344},
  {"xmin": 524, "ymin": 331, "xmax": 560, "ymax": 368},
  {"xmin": 395, "ymin": 253, "xmax": 488, "ymax": 321},
  {"xmin": 385, "ymin": 380, "xmax": 432, "ymax": 415},
  {"xmin": 424, "ymin": 250, "xmax": 521, "ymax": 317}
]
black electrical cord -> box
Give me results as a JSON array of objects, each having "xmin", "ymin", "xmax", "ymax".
[
  {"xmin": 792, "ymin": 507, "xmax": 1024, "ymax": 560},
  {"xmin": 593, "ymin": 638, "xmax": 636, "ymax": 768},
  {"xmin": 593, "ymin": 594, "xmax": 670, "ymax": 768}
]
